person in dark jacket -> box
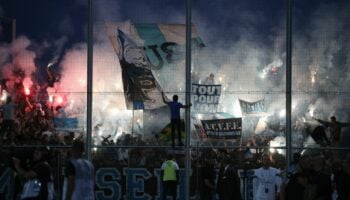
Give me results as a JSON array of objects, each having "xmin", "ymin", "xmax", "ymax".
[
  {"xmin": 217, "ymin": 156, "xmax": 242, "ymax": 200},
  {"xmin": 199, "ymin": 158, "xmax": 216, "ymax": 200},
  {"xmin": 12, "ymin": 147, "xmax": 54, "ymax": 200},
  {"xmin": 313, "ymin": 116, "xmax": 350, "ymax": 145},
  {"xmin": 334, "ymin": 157, "xmax": 350, "ymax": 200},
  {"xmin": 161, "ymin": 92, "xmax": 191, "ymax": 147}
]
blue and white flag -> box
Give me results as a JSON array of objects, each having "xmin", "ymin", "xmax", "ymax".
[
  {"xmin": 107, "ymin": 22, "xmax": 204, "ymax": 110},
  {"xmin": 107, "ymin": 22, "xmax": 204, "ymax": 70},
  {"xmin": 110, "ymin": 29, "xmax": 165, "ymax": 110},
  {"xmin": 131, "ymin": 23, "xmax": 204, "ymax": 70}
]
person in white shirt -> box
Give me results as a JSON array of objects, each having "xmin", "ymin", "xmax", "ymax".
[
  {"xmin": 63, "ymin": 140, "xmax": 95, "ymax": 200},
  {"xmin": 253, "ymin": 154, "xmax": 282, "ymax": 200},
  {"xmin": 203, "ymin": 73, "xmax": 215, "ymax": 85}
]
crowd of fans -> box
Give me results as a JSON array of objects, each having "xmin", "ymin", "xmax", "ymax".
[
  {"xmin": 0, "ymin": 73, "xmax": 75, "ymax": 146},
  {"xmin": 0, "ymin": 70, "xmax": 348, "ymax": 150},
  {"xmin": 2, "ymin": 140, "xmax": 350, "ymax": 199},
  {"xmin": 1, "ymin": 72, "xmax": 350, "ymax": 199}
]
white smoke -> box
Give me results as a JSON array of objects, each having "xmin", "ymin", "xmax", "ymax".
[
  {"xmin": 0, "ymin": 36, "xmax": 37, "ymax": 95},
  {"xmin": 2, "ymin": 0, "xmax": 350, "ymax": 144},
  {"xmin": 0, "ymin": 45, "xmax": 10, "ymax": 66},
  {"xmin": 11, "ymin": 36, "xmax": 36, "ymax": 76},
  {"xmin": 53, "ymin": 25, "xmax": 138, "ymax": 142}
]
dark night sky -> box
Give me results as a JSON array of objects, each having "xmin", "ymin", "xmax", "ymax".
[
  {"xmin": 0, "ymin": 0, "xmax": 349, "ymax": 84},
  {"xmin": 1, "ymin": 0, "xmax": 87, "ymax": 43},
  {"xmin": 0, "ymin": 0, "xmax": 347, "ymax": 46}
]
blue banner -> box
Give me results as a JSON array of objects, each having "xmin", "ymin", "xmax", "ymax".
[{"xmin": 53, "ymin": 117, "xmax": 78, "ymax": 129}]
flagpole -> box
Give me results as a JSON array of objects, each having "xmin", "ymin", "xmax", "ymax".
[
  {"xmin": 12, "ymin": 19, "xmax": 16, "ymax": 42},
  {"xmin": 185, "ymin": 0, "xmax": 192, "ymax": 199},
  {"xmin": 132, "ymin": 109, "xmax": 135, "ymax": 137},
  {"xmin": 285, "ymin": 0, "xmax": 293, "ymax": 166},
  {"xmin": 86, "ymin": 0, "xmax": 93, "ymax": 160},
  {"xmin": 0, "ymin": 16, "xmax": 16, "ymax": 42}
]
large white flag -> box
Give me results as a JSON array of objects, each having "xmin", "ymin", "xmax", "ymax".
[{"xmin": 107, "ymin": 22, "xmax": 204, "ymax": 110}]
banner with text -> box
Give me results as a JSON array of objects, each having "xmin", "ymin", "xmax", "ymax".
[
  {"xmin": 192, "ymin": 84, "xmax": 221, "ymax": 113},
  {"xmin": 1, "ymin": 166, "xmax": 252, "ymax": 200},
  {"xmin": 239, "ymin": 98, "xmax": 266, "ymax": 115},
  {"xmin": 201, "ymin": 118, "xmax": 242, "ymax": 139}
]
